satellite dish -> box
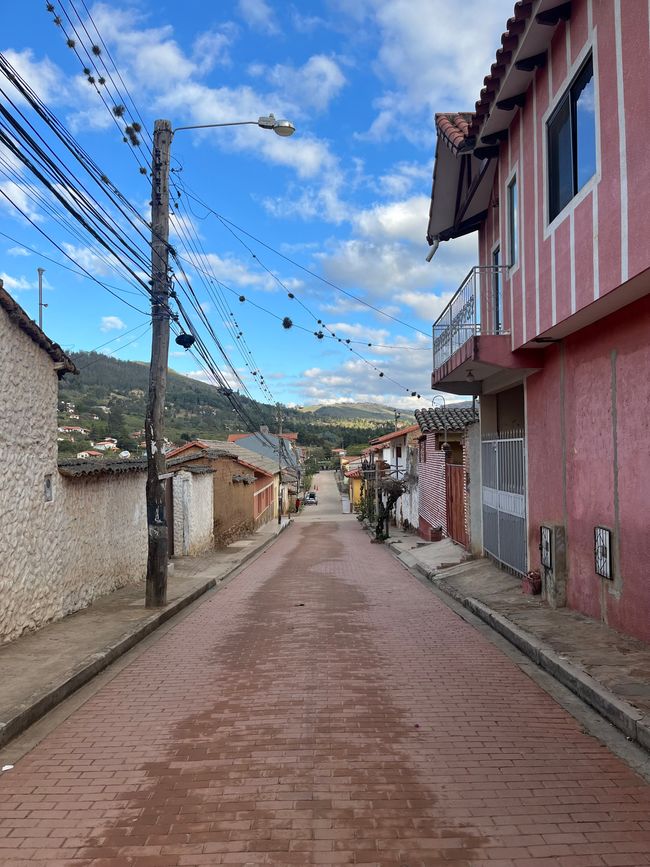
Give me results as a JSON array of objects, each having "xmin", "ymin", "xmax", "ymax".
[{"xmin": 119, "ymin": 450, "xmax": 131, "ymax": 458}]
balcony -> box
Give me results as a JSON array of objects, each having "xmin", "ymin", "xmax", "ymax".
[{"xmin": 432, "ymin": 266, "xmax": 544, "ymax": 395}]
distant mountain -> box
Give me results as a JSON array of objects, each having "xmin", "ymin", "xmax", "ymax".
[
  {"xmin": 298, "ymin": 402, "xmax": 415, "ymax": 422},
  {"xmin": 57, "ymin": 353, "xmax": 396, "ymax": 453}
]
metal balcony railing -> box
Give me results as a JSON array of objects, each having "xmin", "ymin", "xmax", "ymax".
[{"xmin": 432, "ymin": 266, "xmax": 509, "ymax": 371}]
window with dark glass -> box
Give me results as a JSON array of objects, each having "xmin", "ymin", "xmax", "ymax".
[
  {"xmin": 548, "ymin": 55, "xmax": 596, "ymax": 221},
  {"xmin": 507, "ymin": 178, "xmax": 518, "ymax": 267}
]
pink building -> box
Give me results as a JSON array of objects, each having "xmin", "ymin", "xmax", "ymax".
[{"xmin": 427, "ymin": 1, "xmax": 650, "ymax": 642}]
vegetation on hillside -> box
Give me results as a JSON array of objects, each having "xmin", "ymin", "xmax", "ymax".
[{"xmin": 57, "ymin": 352, "xmax": 398, "ymax": 455}]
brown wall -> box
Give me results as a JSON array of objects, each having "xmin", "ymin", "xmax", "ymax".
[
  {"xmin": 171, "ymin": 452, "xmax": 256, "ymax": 546},
  {"xmin": 209, "ymin": 456, "xmax": 256, "ymax": 545}
]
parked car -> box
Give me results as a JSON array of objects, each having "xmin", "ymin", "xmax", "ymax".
[{"xmin": 304, "ymin": 491, "xmax": 318, "ymax": 505}]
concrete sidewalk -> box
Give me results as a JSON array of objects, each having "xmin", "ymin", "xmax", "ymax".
[
  {"xmin": 0, "ymin": 518, "xmax": 291, "ymax": 750},
  {"xmin": 382, "ymin": 524, "xmax": 650, "ymax": 753}
]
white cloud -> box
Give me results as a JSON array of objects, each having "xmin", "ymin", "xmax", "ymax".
[
  {"xmin": 290, "ymin": 10, "xmax": 329, "ymax": 33},
  {"xmin": 238, "ymin": 0, "xmax": 279, "ymax": 34},
  {"xmin": 62, "ymin": 243, "xmax": 116, "ymax": 277},
  {"xmin": 396, "ymin": 289, "xmax": 455, "ymax": 322},
  {"xmin": 378, "ymin": 161, "xmax": 431, "ymax": 199},
  {"xmin": 0, "ymin": 272, "xmax": 33, "ymax": 291},
  {"xmin": 353, "ymin": 195, "xmax": 430, "ymax": 245},
  {"xmin": 350, "ymin": 0, "xmax": 514, "ymax": 142},
  {"xmin": 318, "ymin": 239, "xmax": 433, "ymax": 295},
  {"xmin": 100, "ymin": 315, "xmax": 126, "ymax": 332},
  {"xmin": 192, "ymin": 27, "xmax": 235, "ymax": 74},
  {"xmin": 7, "ymin": 246, "xmax": 31, "ymax": 257},
  {"xmin": 251, "ymin": 55, "xmax": 346, "ymax": 113},
  {"xmin": 0, "ymin": 179, "xmax": 42, "ymax": 223},
  {"xmin": 1, "ymin": 49, "xmax": 62, "ymax": 105}
]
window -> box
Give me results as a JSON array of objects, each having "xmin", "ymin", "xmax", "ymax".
[
  {"xmin": 395, "ymin": 446, "xmax": 402, "ymax": 459},
  {"xmin": 548, "ymin": 55, "xmax": 596, "ymax": 221},
  {"xmin": 507, "ymin": 177, "xmax": 518, "ymax": 267},
  {"xmin": 492, "ymin": 245, "xmax": 503, "ymax": 333}
]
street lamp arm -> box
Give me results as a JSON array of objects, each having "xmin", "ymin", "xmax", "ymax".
[
  {"xmin": 174, "ymin": 114, "xmax": 295, "ymax": 137},
  {"xmin": 173, "ymin": 121, "xmax": 258, "ymax": 133}
]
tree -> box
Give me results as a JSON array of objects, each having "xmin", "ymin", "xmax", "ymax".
[{"xmin": 375, "ymin": 478, "xmax": 407, "ymax": 541}]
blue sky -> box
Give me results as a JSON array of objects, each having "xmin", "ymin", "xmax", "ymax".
[{"xmin": 2, "ymin": 0, "xmax": 514, "ymax": 409}]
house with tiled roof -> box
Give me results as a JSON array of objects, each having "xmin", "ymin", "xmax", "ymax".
[
  {"xmin": 426, "ymin": 2, "xmax": 650, "ymax": 642},
  {"xmin": 366, "ymin": 424, "xmax": 421, "ymax": 531},
  {"xmin": 414, "ymin": 407, "xmax": 480, "ymax": 549},
  {"xmin": 167, "ymin": 439, "xmax": 282, "ymax": 543}
]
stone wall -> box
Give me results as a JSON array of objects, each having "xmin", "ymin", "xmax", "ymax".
[
  {"xmin": 1, "ymin": 303, "xmax": 62, "ymax": 642},
  {"xmin": 0, "ymin": 303, "xmax": 153, "ymax": 643}
]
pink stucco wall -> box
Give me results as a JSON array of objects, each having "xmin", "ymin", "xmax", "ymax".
[
  {"xmin": 526, "ymin": 294, "xmax": 650, "ymax": 643},
  {"xmin": 478, "ymin": 0, "xmax": 650, "ymax": 346}
]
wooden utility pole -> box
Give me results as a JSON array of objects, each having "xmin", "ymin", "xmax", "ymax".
[
  {"xmin": 145, "ymin": 119, "xmax": 172, "ymax": 607},
  {"xmin": 277, "ymin": 404, "xmax": 283, "ymax": 525}
]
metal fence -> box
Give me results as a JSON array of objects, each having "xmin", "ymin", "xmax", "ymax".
[
  {"xmin": 481, "ymin": 432, "xmax": 527, "ymax": 576},
  {"xmin": 432, "ymin": 265, "xmax": 509, "ymax": 370}
]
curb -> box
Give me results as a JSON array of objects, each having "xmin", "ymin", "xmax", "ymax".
[
  {"xmin": 377, "ymin": 532, "xmax": 650, "ymax": 754},
  {"xmin": 432, "ymin": 575, "xmax": 650, "ymax": 753},
  {"xmin": 0, "ymin": 520, "xmax": 291, "ymax": 751}
]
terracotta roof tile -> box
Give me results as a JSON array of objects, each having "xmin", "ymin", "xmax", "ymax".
[
  {"xmin": 435, "ymin": 113, "xmax": 474, "ymax": 153},
  {"xmin": 415, "ymin": 407, "xmax": 479, "ymax": 434},
  {"xmin": 433, "ymin": 2, "xmax": 536, "ymax": 146},
  {"xmin": 58, "ymin": 457, "xmax": 147, "ymax": 477},
  {"xmin": 468, "ymin": 0, "xmax": 535, "ymax": 137},
  {"xmin": 369, "ymin": 424, "xmax": 420, "ymax": 445}
]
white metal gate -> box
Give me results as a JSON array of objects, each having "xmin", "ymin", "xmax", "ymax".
[{"xmin": 481, "ymin": 432, "xmax": 527, "ymax": 576}]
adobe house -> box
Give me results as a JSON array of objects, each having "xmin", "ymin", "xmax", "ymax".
[{"xmin": 168, "ymin": 439, "xmax": 279, "ymax": 546}]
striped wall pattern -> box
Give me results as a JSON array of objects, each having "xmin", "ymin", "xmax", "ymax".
[{"xmin": 418, "ymin": 433, "xmax": 447, "ymax": 535}]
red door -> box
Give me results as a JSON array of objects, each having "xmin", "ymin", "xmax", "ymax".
[{"xmin": 445, "ymin": 463, "xmax": 468, "ymax": 548}]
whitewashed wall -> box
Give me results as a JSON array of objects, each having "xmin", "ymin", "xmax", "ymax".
[
  {"xmin": 0, "ymin": 304, "xmax": 61, "ymax": 642},
  {"xmin": 172, "ymin": 470, "xmax": 214, "ymax": 556},
  {"xmin": 0, "ymin": 303, "xmax": 148, "ymax": 643},
  {"xmin": 395, "ymin": 444, "xmax": 419, "ymax": 531}
]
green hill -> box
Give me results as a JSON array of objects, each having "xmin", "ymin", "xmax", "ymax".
[
  {"xmin": 57, "ymin": 352, "xmax": 397, "ymax": 455},
  {"xmin": 299, "ymin": 402, "xmax": 414, "ymax": 422}
]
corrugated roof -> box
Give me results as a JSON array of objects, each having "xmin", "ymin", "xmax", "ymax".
[
  {"xmin": 1, "ymin": 282, "xmax": 77, "ymax": 377},
  {"xmin": 415, "ymin": 407, "xmax": 479, "ymax": 433},
  {"xmin": 223, "ymin": 432, "xmax": 298, "ymax": 470},
  {"xmin": 168, "ymin": 440, "xmax": 279, "ymax": 477}
]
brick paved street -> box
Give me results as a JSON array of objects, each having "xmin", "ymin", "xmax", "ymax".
[{"xmin": 1, "ymin": 476, "xmax": 650, "ymax": 865}]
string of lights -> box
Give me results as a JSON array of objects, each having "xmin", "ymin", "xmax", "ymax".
[{"xmin": 176, "ymin": 178, "xmax": 432, "ymax": 339}]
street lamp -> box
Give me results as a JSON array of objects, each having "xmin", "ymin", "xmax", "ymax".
[{"xmin": 145, "ymin": 113, "xmax": 295, "ymax": 608}]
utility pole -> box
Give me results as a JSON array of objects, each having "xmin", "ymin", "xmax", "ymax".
[
  {"xmin": 145, "ymin": 119, "xmax": 172, "ymax": 607},
  {"xmin": 394, "ymin": 408, "xmax": 400, "ymax": 431},
  {"xmin": 277, "ymin": 403, "xmax": 283, "ymax": 525},
  {"xmin": 37, "ymin": 267, "xmax": 46, "ymax": 329}
]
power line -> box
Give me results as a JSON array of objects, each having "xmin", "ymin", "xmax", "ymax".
[{"xmin": 176, "ymin": 179, "xmax": 432, "ymax": 338}]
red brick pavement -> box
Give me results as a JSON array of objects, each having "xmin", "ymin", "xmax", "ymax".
[{"xmin": 1, "ymin": 519, "xmax": 650, "ymax": 866}]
